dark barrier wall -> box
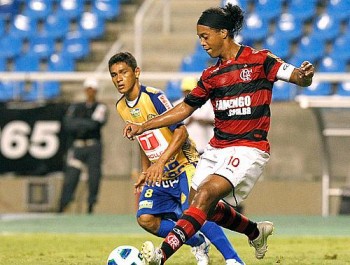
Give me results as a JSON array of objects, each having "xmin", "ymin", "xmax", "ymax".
[{"xmin": 0, "ymin": 103, "xmax": 68, "ymax": 175}]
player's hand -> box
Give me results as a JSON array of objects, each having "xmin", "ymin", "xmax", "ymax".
[
  {"xmin": 298, "ymin": 61, "xmax": 314, "ymax": 86},
  {"xmin": 134, "ymin": 172, "xmax": 146, "ymax": 194},
  {"xmin": 123, "ymin": 122, "xmax": 144, "ymax": 140},
  {"xmin": 144, "ymin": 162, "xmax": 164, "ymax": 187}
]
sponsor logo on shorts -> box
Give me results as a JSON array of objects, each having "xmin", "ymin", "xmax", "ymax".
[{"xmin": 139, "ymin": 200, "xmax": 153, "ymax": 209}]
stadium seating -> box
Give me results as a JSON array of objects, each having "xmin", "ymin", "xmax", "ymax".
[
  {"xmin": 328, "ymin": 34, "xmax": 350, "ymax": 62},
  {"xmin": 241, "ymin": 13, "xmax": 269, "ymax": 42},
  {"xmin": 20, "ymin": 81, "xmax": 61, "ymax": 101},
  {"xmin": 299, "ymin": 82, "xmax": 333, "ymax": 96},
  {"xmin": 48, "ymin": 53, "xmax": 75, "ymax": 72},
  {"xmin": 92, "ymin": 0, "xmax": 121, "ymax": 20},
  {"xmin": 274, "ymin": 12, "xmax": 303, "ymax": 42},
  {"xmin": 28, "ymin": 35, "xmax": 55, "ymax": 60},
  {"xmin": 272, "ymin": 81, "xmax": 298, "ymax": 102},
  {"xmin": 326, "ymin": 0, "xmax": 350, "ymax": 21},
  {"xmin": 41, "ymin": 14, "xmax": 70, "ymax": 40},
  {"xmin": 254, "ymin": 0, "xmax": 282, "ymax": 22},
  {"xmin": 337, "ymin": 82, "xmax": 350, "ymax": 96},
  {"xmin": 165, "ymin": 79, "xmax": 182, "ymax": 102},
  {"xmin": 263, "ymin": 34, "xmax": 291, "ymax": 59},
  {"xmin": 180, "ymin": 53, "xmax": 209, "ymax": 72},
  {"xmin": 77, "ymin": 12, "xmax": 105, "ymax": 39},
  {"xmin": 56, "ymin": 0, "xmax": 85, "ymax": 20},
  {"xmin": 13, "ymin": 54, "xmax": 41, "ymax": 72},
  {"xmin": 318, "ymin": 56, "xmax": 347, "ymax": 73},
  {"xmin": 9, "ymin": 14, "xmax": 38, "ymax": 39},
  {"xmin": 0, "ymin": 35, "xmax": 23, "ymax": 59},
  {"xmin": 286, "ymin": 0, "xmax": 317, "ymax": 22},
  {"xmin": 23, "ymin": 0, "xmax": 53, "ymax": 20},
  {"xmin": 293, "ymin": 35, "xmax": 326, "ymax": 63},
  {"xmin": 61, "ymin": 31, "xmax": 90, "ymax": 60},
  {"xmin": 310, "ymin": 13, "xmax": 341, "ymax": 42}
]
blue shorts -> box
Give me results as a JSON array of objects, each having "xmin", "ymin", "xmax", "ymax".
[{"xmin": 136, "ymin": 169, "xmax": 192, "ymax": 220}]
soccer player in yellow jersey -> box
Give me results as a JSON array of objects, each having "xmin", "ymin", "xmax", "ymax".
[{"xmin": 109, "ymin": 52, "xmax": 244, "ymax": 265}]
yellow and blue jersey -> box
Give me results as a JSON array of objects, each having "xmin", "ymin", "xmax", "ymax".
[{"xmin": 116, "ymin": 85, "xmax": 199, "ymax": 180}]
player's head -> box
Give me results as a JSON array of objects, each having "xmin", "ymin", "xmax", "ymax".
[
  {"xmin": 83, "ymin": 77, "xmax": 99, "ymax": 101},
  {"xmin": 197, "ymin": 3, "xmax": 244, "ymax": 58},
  {"xmin": 108, "ymin": 52, "xmax": 141, "ymax": 97}
]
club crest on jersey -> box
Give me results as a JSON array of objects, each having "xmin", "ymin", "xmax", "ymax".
[
  {"xmin": 240, "ymin": 68, "xmax": 253, "ymax": 82},
  {"xmin": 130, "ymin": 108, "xmax": 141, "ymax": 117},
  {"xmin": 147, "ymin": 114, "xmax": 156, "ymax": 120}
]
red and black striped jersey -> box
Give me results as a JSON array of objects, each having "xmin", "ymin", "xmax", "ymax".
[{"xmin": 184, "ymin": 45, "xmax": 284, "ymax": 153}]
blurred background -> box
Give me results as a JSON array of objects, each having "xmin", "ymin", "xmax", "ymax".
[{"xmin": 0, "ymin": 0, "xmax": 350, "ymax": 217}]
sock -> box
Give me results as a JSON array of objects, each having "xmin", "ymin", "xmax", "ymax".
[
  {"xmin": 200, "ymin": 221, "xmax": 243, "ymax": 263},
  {"xmin": 161, "ymin": 206, "xmax": 207, "ymax": 262},
  {"xmin": 209, "ymin": 201, "xmax": 259, "ymax": 240},
  {"xmin": 157, "ymin": 219, "xmax": 205, "ymax": 247}
]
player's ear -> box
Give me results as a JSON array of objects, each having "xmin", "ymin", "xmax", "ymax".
[
  {"xmin": 135, "ymin": 67, "xmax": 141, "ymax": 79},
  {"xmin": 220, "ymin": 29, "xmax": 229, "ymax": 39}
]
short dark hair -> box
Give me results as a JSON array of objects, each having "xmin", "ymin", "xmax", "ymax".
[{"xmin": 108, "ymin": 52, "xmax": 138, "ymax": 71}]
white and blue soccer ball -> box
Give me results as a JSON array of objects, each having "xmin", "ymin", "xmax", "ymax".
[{"xmin": 107, "ymin": 245, "xmax": 143, "ymax": 265}]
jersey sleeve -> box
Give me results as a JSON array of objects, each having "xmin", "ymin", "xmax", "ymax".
[
  {"xmin": 184, "ymin": 77, "xmax": 209, "ymax": 108},
  {"xmin": 149, "ymin": 90, "xmax": 184, "ymax": 132},
  {"xmin": 263, "ymin": 50, "xmax": 284, "ymax": 82}
]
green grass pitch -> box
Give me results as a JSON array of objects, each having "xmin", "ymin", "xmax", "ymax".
[{"xmin": 0, "ymin": 214, "xmax": 350, "ymax": 264}]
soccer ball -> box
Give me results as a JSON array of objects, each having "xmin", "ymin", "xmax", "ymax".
[{"xmin": 107, "ymin": 245, "xmax": 143, "ymax": 265}]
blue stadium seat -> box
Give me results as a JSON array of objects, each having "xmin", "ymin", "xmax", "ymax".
[
  {"xmin": 254, "ymin": 0, "xmax": 282, "ymax": 21},
  {"xmin": 61, "ymin": 31, "xmax": 90, "ymax": 59},
  {"xmin": 337, "ymin": 82, "xmax": 350, "ymax": 96},
  {"xmin": 0, "ymin": 81, "xmax": 16, "ymax": 101},
  {"xmin": 20, "ymin": 81, "xmax": 61, "ymax": 101},
  {"xmin": 77, "ymin": 12, "xmax": 105, "ymax": 39},
  {"xmin": 41, "ymin": 13, "xmax": 70, "ymax": 40},
  {"xmin": 241, "ymin": 13, "xmax": 269, "ymax": 42},
  {"xmin": 287, "ymin": 0, "xmax": 317, "ymax": 22},
  {"xmin": 272, "ymin": 81, "xmax": 297, "ymax": 102},
  {"xmin": 48, "ymin": 53, "xmax": 75, "ymax": 71},
  {"xmin": 9, "ymin": 14, "xmax": 38, "ymax": 39},
  {"xmin": 165, "ymin": 79, "xmax": 182, "ymax": 102},
  {"xmin": 299, "ymin": 82, "xmax": 332, "ymax": 96},
  {"xmin": 274, "ymin": 12, "xmax": 303, "ymax": 41},
  {"xmin": 311, "ymin": 13, "xmax": 341, "ymax": 41},
  {"xmin": 263, "ymin": 34, "xmax": 291, "ymax": 59},
  {"xmin": 293, "ymin": 35, "xmax": 326, "ymax": 63},
  {"xmin": 180, "ymin": 53, "xmax": 208, "ymax": 72},
  {"xmin": 318, "ymin": 56, "xmax": 347, "ymax": 73},
  {"xmin": 328, "ymin": 34, "xmax": 350, "ymax": 62},
  {"xmin": 28, "ymin": 35, "xmax": 55, "ymax": 59},
  {"xmin": 23, "ymin": 0, "xmax": 52, "ymax": 20},
  {"xmin": 0, "ymin": 17, "xmax": 6, "ymax": 36},
  {"xmin": 14, "ymin": 54, "xmax": 41, "ymax": 72},
  {"xmin": 221, "ymin": 0, "xmax": 249, "ymax": 11},
  {"xmin": 0, "ymin": 0, "xmax": 19, "ymax": 19},
  {"xmin": 92, "ymin": 0, "xmax": 121, "ymax": 20},
  {"xmin": 0, "ymin": 35, "xmax": 23, "ymax": 59},
  {"xmin": 56, "ymin": 0, "xmax": 84, "ymax": 20},
  {"xmin": 0, "ymin": 57, "xmax": 6, "ymax": 71},
  {"xmin": 326, "ymin": 0, "xmax": 350, "ymax": 21}
]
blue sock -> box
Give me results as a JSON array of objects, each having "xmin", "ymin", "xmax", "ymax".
[
  {"xmin": 200, "ymin": 221, "xmax": 244, "ymax": 263},
  {"xmin": 157, "ymin": 219, "xmax": 205, "ymax": 247}
]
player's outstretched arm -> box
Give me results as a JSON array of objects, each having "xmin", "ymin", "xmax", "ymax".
[
  {"xmin": 289, "ymin": 61, "xmax": 315, "ymax": 87},
  {"xmin": 124, "ymin": 102, "xmax": 195, "ymax": 140}
]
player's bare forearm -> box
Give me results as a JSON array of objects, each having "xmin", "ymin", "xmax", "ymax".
[
  {"xmin": 290, "ymin": 61, "xmax": 315, "ymax": 87},
  {"xmin": 124, "ymin": 102, "xmax": 195, "ymax": 139}
]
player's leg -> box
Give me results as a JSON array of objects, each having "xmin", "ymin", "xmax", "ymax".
[{"xmin": 200, "ymin": 221, "xmax": 244, "ymax": 264}]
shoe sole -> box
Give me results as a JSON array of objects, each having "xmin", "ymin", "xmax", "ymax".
[{"xmin": 141, "ymin": 241, "xmax": 156, "ymax": 265}]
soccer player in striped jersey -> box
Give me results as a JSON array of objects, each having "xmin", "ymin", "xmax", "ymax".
[
  {"xmin": 124, "ymin": 3, "xmax": 315, "ymax": 265},
  {"xmin": 110, "ymin": 52, "xmax": 244, "ymax": 265}
]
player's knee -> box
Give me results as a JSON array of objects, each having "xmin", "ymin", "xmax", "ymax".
[
  {"xmin": 137, "ymin": 214, "xmax": 160, "ymax": 235},
  {"xmin": 192, "ymin": 186, "xmax": 216, "ymax": 212}
]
